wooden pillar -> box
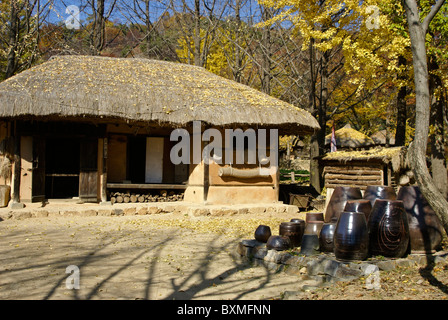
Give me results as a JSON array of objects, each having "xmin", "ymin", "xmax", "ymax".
[
  {"xmin": 99, "ymin": 124, "xmax": 110, "ymax": 205},
  {"xmin": 10, "ymin": 121, "xmax": 24, "ymax": 208},
  {"xmin": 101, "ymin": 137, "xmax": 108, "ymax": 203}
]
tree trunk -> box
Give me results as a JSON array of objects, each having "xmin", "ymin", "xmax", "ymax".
[
  {"xmin": 260, "ymin": 6, "xmax": 272, "ymax": 95},
  {"xmin": 308, "ymin": 37, "xmax": 323, "ymax": 193},
  {"xmin": 395, "ymin": 55, "xmax": 408, "ymax": 147},
  {"xmin": 402, "ymin": 0, "xmax": 448, "ymax": 235},
  {"xmin": 5, "ymin": 0, "xmax": 19, "ymax": 79},
  {"xmin": 193, "ymin": 0, "xmax": 202, "ymax": 67}
]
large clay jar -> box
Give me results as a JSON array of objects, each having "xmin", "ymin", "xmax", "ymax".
[
  {"xmin": 368, "ymin": 199, "xmax": 410, "ymax": 258},
  {"xmin": 319, "ymin": 217, "xmax": 338, "ymax": 253},
  {"xmin": 324, "ymin": 186, "xmax": 362, "ymax": 222},
  {"xmin": 363, "ymin": 185, "xmax": 397, "ymax": 207},
  {"xmin": 397, "ymin": 186, "xmax": 444, "ymax": 254},
  {"xmin": 254, "ymin": 225, "xmax": 271, "ymax": 243},
  {"xmin": 280, "ymin": 222, "xmax": 304, "ymax": 247},
  {"xmin": 333, "ymin": 211, "xmax": 369, "ymax": 261},
  {"xmin": 266, "ymin": 235, "xmax": 292, "ymax": 251},
  {"xmin": 344, "ymin": 199, "xmax": 372, "ymax": 222}
]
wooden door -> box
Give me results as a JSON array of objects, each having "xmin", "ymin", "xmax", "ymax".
[
  {"xmin": 32, "ymin": 137, "xmax": 46, "ymax": 203},
  {"xmin": 145, "ymin": 137, "xmax": 164, "ymax": 183},
  {"xmin": 79, "ymin": 139, "xmax": 98, "ymax": 202}
]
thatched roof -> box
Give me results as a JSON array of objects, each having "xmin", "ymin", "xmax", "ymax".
[
  {"xmin": 0, "ymin": 55, "xmax": 319, "ymax": 135},
  {"xmin": 320, "ymin": 146, "xmax": 408, "ymax": 172},
  {"xmin": 325, "ymin": 124, "xmax": 375, "ymax": 148}
]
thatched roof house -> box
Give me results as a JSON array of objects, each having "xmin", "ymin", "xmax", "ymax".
[
  {"xmin": 325, "ymin": 124, "xmax": 375, "ymax": 150},
  {"xmin": 0, "ymin": 55, "xmax": 319, "ymax": 206},
  {"xmin": 0, "ymin": 55, "xmax": 318, "ymax": 135}
]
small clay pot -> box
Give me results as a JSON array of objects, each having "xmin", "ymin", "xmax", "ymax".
[
  {"xmin": 266, "ymin": 235, "xmax": 292, "ymax": 251},
  {"xmin": 363, "ymin": 185, "xmax": 397, "ymax": 207},
  {"xmin": 368, "ymin": 199, "xmax": 409, "ymax": 258},
  {"xmin": 300, "ymin": 234, "xmax": 320, "ymax": 256},
  {"xmin": 397, "ymin": 186, "xmax": 444, "ymax": 254},
  {"xmin": 344, "ymin": 199, "xmax": 372, "ymax": 222},
  {"xmin": 319, "ymin": 217, "xmax": 338, "ymax": 253},
  {"xmin": 254, "ymin": 225, "xmax": 271, "ymax": 243},
  {"xmin": 333, "ymin": 211, "xmax": 369, "ymax": 261},
  {"xmin": 324, "ymin": 186, "xmax": 363, "ymax": 222},
  {"xmin": 280, "ymin": 221, "xmax": 304, "ymax": 247}
]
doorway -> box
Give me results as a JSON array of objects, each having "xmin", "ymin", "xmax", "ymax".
[{"xmin": 44, "ymin": 138, "xmax": 80, "ymax": 199}]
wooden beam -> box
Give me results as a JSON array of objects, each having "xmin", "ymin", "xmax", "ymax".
[{"xmin": 107, "ymin": 183, "xmax": 187, "ymax": 190}]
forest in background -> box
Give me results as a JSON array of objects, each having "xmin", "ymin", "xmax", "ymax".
[{"xmin": 1, "ymin": 0, "xmax": 447, "ymax": 195}]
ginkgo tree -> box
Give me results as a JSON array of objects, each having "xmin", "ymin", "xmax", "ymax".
[{"xmin": 257, "ymin": 0, "xmax": 412, "ymax": 192}]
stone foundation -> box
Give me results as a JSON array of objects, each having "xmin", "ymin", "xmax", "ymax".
[
  {"xmin": 237, "ymin": 239, "xmax": 448, "ymax": 286},
  {"xmin": 0, "ymin": 201, "xmax": 299, "ymax": 221}
]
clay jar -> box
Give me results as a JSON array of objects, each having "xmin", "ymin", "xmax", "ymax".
[
  {"xmin": 363, "ymin": 185, "xmax": 397, "ymax": 207},
  {"xmin": 266, "ymin": 235, "xmax": 292, "ymax": 251},
  {"xmin": 397, "ymin": 186, "xmax": 444, "ymax": 254},
  {"xmin": 344, "ymin": 199, "xmax": 372, "ymax": 222},
  {"xmin": 368, "ymin": 199, "xmax": 410, "ymax": 258},
  {"xmin": 333, "ymin": 211, "xmax": 369, "ymax": 261},
  {"xmin": 300, "ymin": 234, "xmax": 320, "ymax": 256},
  {"xmin": 304, "ymin": 221, "xmax": 324, "ymax": 236},
  {"xmin": 254, "ymin": 225, "xmax": 271, "ymax": 243},
  {"xmin": 304, "ymin": 212, "xmax": 324, "ymax": 236},
  {"xmin": 280, "ymin": 222, "xmax": 304, "ymax": 247},
  {"xmin": 319, "ymin": 217, "xmax": 338, "ymax": 253},
  {"xmin": 324, "ymin": 186, "xmax": 362, "ymax": 222},
  {"xmin": 305, "ymin": 212, "xmax": 324, "ymax": 223}
]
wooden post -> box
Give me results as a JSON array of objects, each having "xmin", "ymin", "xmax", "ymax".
[
  {"xmin": 101, "ymin": 137, "xmax": 108, "ymax": 203},
  {"xmin": 10, "ymin": 121, "xmax": 24, "ymax": 208}
]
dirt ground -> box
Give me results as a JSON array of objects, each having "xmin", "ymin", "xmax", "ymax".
[{"xmin": 1, "ymin": 208, "xmax": 448, "ymax": 301}]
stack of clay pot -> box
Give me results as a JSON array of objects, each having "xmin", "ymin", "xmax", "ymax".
[
  {"xmin": 325, "ymin": 185, "xmax": 443, "ymax": 261},
  {"xmin": 252, "ymin": 185, "xmax": 443, "ymax": 260},
  {"xmin": 254, "ymin": 219, "xmax": 307, "ymax": 251}
]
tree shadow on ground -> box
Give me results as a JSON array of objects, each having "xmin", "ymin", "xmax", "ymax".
[
  {"xmin": 13, "ymin": 218, "xmax": 282, "ymax": 300},
  {"xmin": 418, "ymin": 254, "xmax": 448, "ymax": 295}
]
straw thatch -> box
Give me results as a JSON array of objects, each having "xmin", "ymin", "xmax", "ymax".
[
  {"xmin": 0, "ymin": 55, "xmax": 319, "ymax": 135},
  {"xmin": 325, "ymin": 124, "xmax": 375, "ymax": 148},
  {"xmin": 320, "ymin": 146, "xmax": 408, "ymax": 172}
]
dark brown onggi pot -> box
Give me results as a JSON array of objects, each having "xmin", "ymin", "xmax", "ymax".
[
  {"xmin": 300, "ymin": 234, "xmax": 320, "ymax": 256},
  {"xmin": 324, "ymin": 186, "xmax": 362, "ymax": 222},
  {"xmin": 306, "ymin": 212, "xmax": 324, "ymax": 223},
  {"xmin": 363, "ymin": 185, "xmax": 397, "ymax": 207},
  {"xmin": 344, "ymin": 199, "xmax": 372, "ymax": 222},
  {"xmin": 333, "ymin": 211, "xmax": 369, "ymax": 261},
  {"xmin": 254, "ymin": 225, "xmax": 271, "ymax": 243},
  {"xmin": 304, "ymin": 221, "xmax": 324, "ymax": 236},
  {"xmin": 280, "ymin": 222, "xmax": 304, "ymax": 247},
  {"xmin": 368, "ymin": 199, "xmax": 409, "ymax": 258},
  {"xmin": 266, "ymin": 235, "xmax": 292, "ymax": 251},
  {"xmin": 397, "ymin": 186, "xmax": 444, "ymax": 254},
  {"xmin": 319, "ymin": 217, "xmax": 338, "ymax": 253}
]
